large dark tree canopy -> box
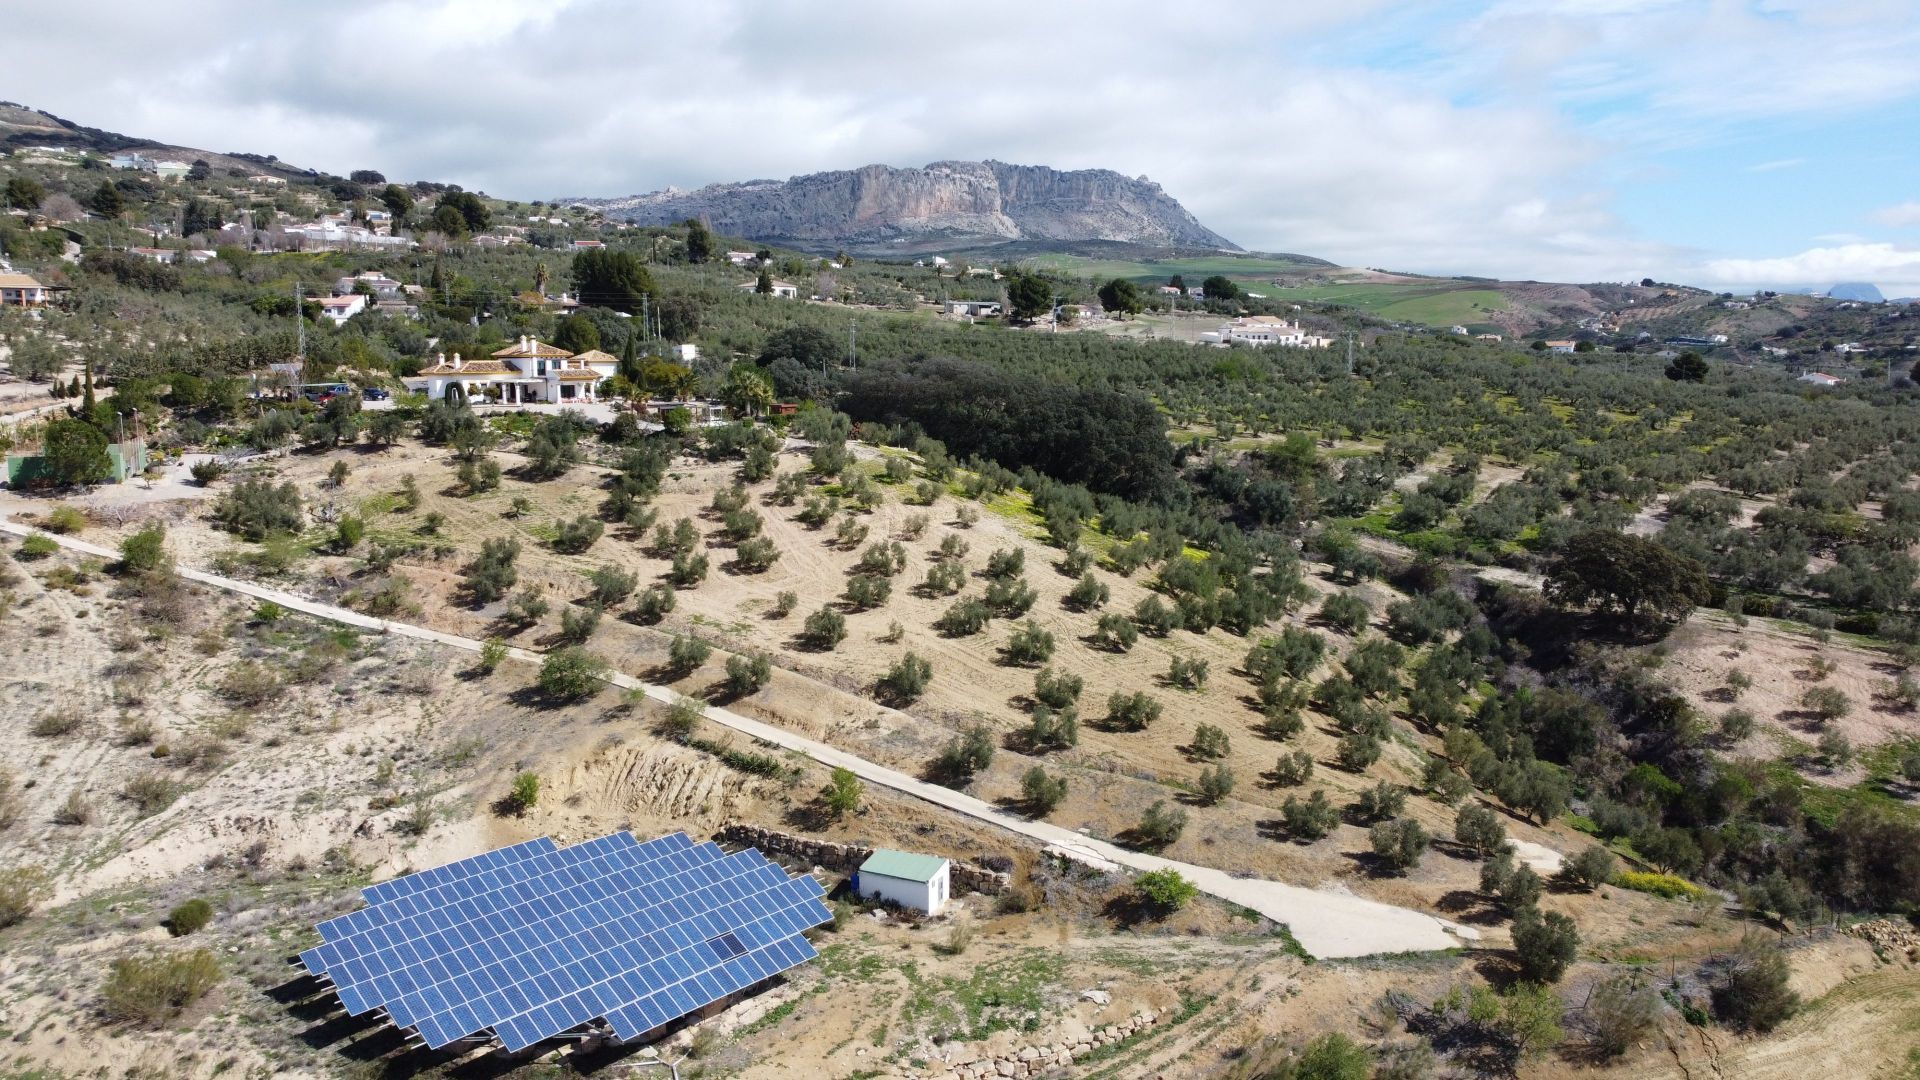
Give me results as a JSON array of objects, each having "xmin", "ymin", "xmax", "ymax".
[
  {"xmin": 1545, "ymin": 529, "xmax": 1712, "ymax": 622},
  {"xmin": 570, "ymin": 250, "xmax": 656, "ymax": 314},
  {"xmin": 838, "ymin": 358, "xmax": 1177, "ymax": 502}
]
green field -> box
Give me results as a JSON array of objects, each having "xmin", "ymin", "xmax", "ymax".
[
  {"xmin": 1018, "ymin": 252, "xmax": 1331, "ymax": 284},
  {"xmin": 1262, "ymin": 283, "xmax": 1509, "ymax": 327}
]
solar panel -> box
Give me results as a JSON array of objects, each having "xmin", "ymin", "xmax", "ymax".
[{"xmin": 301, "ymin": 831, "xmax": 830, "ymax": 1052}]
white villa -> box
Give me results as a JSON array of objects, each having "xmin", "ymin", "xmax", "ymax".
[
  {"xmin": 1200, "ymin": 316, "xmax": 1331, "ymax": 348},
  {"xmin": 738, "ymin": 279, "xmax": 799, "ymax": 298},
  {"xmin": 405, "ymin": 336, "xmax": 619, "ymax": 405}
]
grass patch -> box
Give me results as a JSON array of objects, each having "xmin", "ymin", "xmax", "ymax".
[
  {"xmin": 898, "ymin": 948, "xmax": 1064, "ymax": 1044},
  {"xmin": 1612, "ymin": 871, "xmax": 1706, "ymax": 901}
]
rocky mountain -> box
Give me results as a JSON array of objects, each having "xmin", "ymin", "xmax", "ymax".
[
  {"xmin": 1828, "ymin": 281, "xmax": 1885, "ymax": 302},
  {"xmin": 567, "ymin": 160, "xmax": 1239, "ymax": 254}
]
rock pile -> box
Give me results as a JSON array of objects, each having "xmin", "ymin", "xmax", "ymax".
[
  {"xmin": 942, "ymin": 1010, "xmax": 1161, "ymax": 1078},
  {"xmin": 1844, "ymin": 919, "xmax": 1920, "ymax": 960}
]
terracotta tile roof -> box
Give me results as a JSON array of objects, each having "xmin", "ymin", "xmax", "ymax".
[
  {"xmin": 0, "ymin": 273, "xmax": 47, "ymax": 289},
  {"xmin": 491, "ymin": 338, "xmax": 571, "ymax": 359},
  {"xmin": 420, "ymin": 359, "xmax": 511, "ymax": 375},
  {"xmin": 570, "ymin": 349, "xmax": 618, "ymax": 366},
  {"xmin": 557, "ymin": 371, "xmax": 601, "ymax": 381}
]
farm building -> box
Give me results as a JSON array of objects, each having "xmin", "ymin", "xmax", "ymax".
[{"xmin": 854, "ymin": 848, "xmax": 951, "ymax": 915}]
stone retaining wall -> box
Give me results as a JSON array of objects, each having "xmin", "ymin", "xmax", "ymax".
[
  {"xmin": 716, "ymin": 823, "xmax": 1010, "ymax": 896},
  {"xmin": 944, "ymin": 1009, "xmax": 1162, "ymax": 1078}
]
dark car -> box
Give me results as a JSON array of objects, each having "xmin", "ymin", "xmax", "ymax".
[{"xmin": 362, "ymin": 387, "xmax": 392, "ymax": 401}]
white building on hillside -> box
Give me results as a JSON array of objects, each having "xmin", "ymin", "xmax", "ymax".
[
  {"xmin": 855, "ymin": 849, "xmax": 951, "ymax": 915},
  {"xmin": 404, "ymin": 336, "xmax": 619, "ymax": 405},
  {"xmin": 1200, "ymin": 316, "xmax": 1331, "ymax": 348}
]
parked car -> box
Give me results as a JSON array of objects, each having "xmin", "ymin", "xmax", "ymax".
[{"xmin": 362, "ymin": 387, "xmax": 391, "ymax": 401}]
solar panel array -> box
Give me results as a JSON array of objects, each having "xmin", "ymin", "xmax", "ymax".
[{"xmin": 300, "ymin": 831, "xmax": 832, "ymax": 1051}]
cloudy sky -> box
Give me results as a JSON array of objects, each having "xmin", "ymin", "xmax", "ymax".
[{"xmin": 13, "ymin": 0, "xmax": 1920, "ymax": 293}]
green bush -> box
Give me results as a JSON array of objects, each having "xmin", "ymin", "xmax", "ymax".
[
  {"xmin": 1369, "ymin": 818, "xmax": 1430, "ymax": 874},
  {"xmin": 725, "ymin": 652, "xmax": 773, "ymax": 696},
  {"xmin": 118, "ymin": 524, "xmax": 170, "ymax": 574},
  {"xmin": 102, "ymin": 949, "xmax": 221, "ymax": 1027},
  {"xmin": 1710, "ymin": 939, "xmax": 1800, "ymax": 1032},
  {"xmin": 1281, "ymin": 790, "xmax": 1338, "ymax": 839},
  {"xmin": 1134, "ymin": 800, "xmax": 1188, "ymax": 848},
  {"xmin": 1001, "ymin": 620, "xmax": 1055, "ymax": 665},
  {"xmin": 537, "ymin": 646, "xmax": 609, "ymax": 702},
  {"xmin": 666, "ymin": 634, "xmax": 712, "ymax": 676},
  {"xmin": 1020, "ymin": 766, "xmax": 1068, "ymax": 816},
  {"xmin": 935, "ymin": 598, "xmax": 990, "ymax": 637},
  {"xmin": 552, "ymin": 514, "xmax": 604, "ymax": 554},
  {"xmin": 1510, "ymin": 905, "xmax": 1579, "ymax": 984},
  {"xmin": 17, "ymin": 533, "xmax": 58, "ymax": 560},
  {"xmin": 799, "ymin": 607, "xmax": 847, "ymax": 650},
  {"xmin": 1134, "ymin": 868, "xmax": 1197, "ymax": 915},
  {"xmin": 1106, "ymin": 689, "xmax": 1162, "ymax": 731},
  {"xmin": 1613, "ymin": 871, "xmax": 1705, "ymax": 901},
  {"xmin": 507, "ymin": 771, "xmax": 540, "ymax": 813},
  {"xmin": 211, "ymin": 478, "xmax": 303, "ymax": 540},
  {"xmin": 878, "ymin": 651, "xmax": 933, "ymax": 703},
  {"xmin": 165, "ymin": 899, "xmax": 214, "ymax": 937}
]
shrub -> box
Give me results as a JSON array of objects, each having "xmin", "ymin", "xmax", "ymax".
[
  {"xmin": 725, "ymin": 652, "xmax": 772, "ymax": 696},
  {"xmin": 822, "ymin": 767, "xmax": 862, "ymax": 818},
  {"xmin": 212, "ymin": 478, "xmax": 303, "ymax": 540},
  {"xmin": 1586, "ymin": 974, "xmax": 1660, "ymax": 1060},
  {"xmin": 666, "ymin": 634, "xmax": 712, "ymax": 677},
  {"xmin": 984, "ymin": 547, "xmax": 1024, "ymax": 579},
  {"xmin": 118, "ymin": 523, "xmax": 170, "ymax": 575},
  {"xmin": 1353, "ymin": 781, "xmax": 1406, "ymax": 822},
  {"xmin": 465, "ymin": 538, "xmax": 520, "ymax": 605},
  {"xmin": 218, "ymin": 661, "xmax": 280, "ymax": 707},
  {"xmin": 507, "ymin": 771, "xmax": 540, "ymax": 813},
  {"xmin": 1026, "ymin": 705, "xmax": 1079, "ymax": 751},
  {"xmin": 1558, "ymin": 846, "xmax": 1617, "ymax": 892},
  {"xmin": 1002, "ymin": 620, "xmax": 1055, "ymax": 665},
  {"xmin": 537, "ymin": 646, "xmax": 608, "ymax": 701},
  {"xmin": 935, "ymin": 597, "xmax": 990, "ymax": 637},
  {"xmin": 1272, "ymin": 750, "xmax": 1314, "ymax": 786},
  {"xmin": 1106, "ymin": 690, "xmax": 1162, "ymax": 731},
  {"xmin": 1196, "ymin": 764, "xmax": 1235, "ymax": 804},
  {"xmin": 1032, "ymin": 667, "xmax": 1084, "ymax": 709},
  {"xmin": 101, "ymin": 949, "xmax": 221, "ymax": 1027},
  {"xmin": 657, "ymin": 696, "xmax": 704, "ymax": 741},
  {"xmin": 1710, "ymin": 939, "xmax": 1799, "ymax": 1032},
  {"xmin": 1258, "ymin": 707, "xmax": 1307, "ymax": 741},
  {"xmin": 29, "ymin": 708, "xmax": 82, "ymax": 737},
  {"xmin": 1480, "ymin": 849, "xmax": 1543, "ymax": 912},
  {"xmin": 45, "ymin": 505, "xmax": 86, "ymax": 534},
  {"xmin": 165, "ymin": 898, "xmax": 217, "ymax": 937},
  {"xmin": 878, "ymin": 651, "xmax": 933, "ymax": 703},
  {"xmin": 1510, "ymin": 905, "xmax": 1579, "ymax": 983},
  {"xmin": 1020, "ymin": 766, "xmax": 1068, "ymax": 815},
  {"xmin": 933, "ymin": 723, "xmax": 995, "ymax": 784},
  {"xmin": 1282, "ymin": 1034, "xmax": 1372, "ymax": 1080},
  {"xmin": 1612, "ymin": 871, "xmax": 1705, "ymax": 901},
  {"xmin": 768, "ymin": 590, "xmax": 798, "ymax": 617},
  {"xmin": 733, "ymin": 536, "xmax": 781, "ymax": 572},
  {"xmin": 921, "ymin": 560, "xmax": 966, "ymax": 595},
  {"xmin": 631, "ymin": 584, "xmax": 676, "ymax": 624},
  {"xmin": 1318, "ymin": 592, "xmax": 1370, "ymax": 634},
  {"xmin": 0, "ymin": 866, "xmax": 49, "ymax": 928},
  {"xmin": 1133, "ymin": 595, "xmax": 1180, "ymax": 636},
  {"xmin": 1801, "ymin": 685, "xmax": 1851, "ymax": 723},
  {"xmin": 1369, "ymin": 818, "xmax": 1430, "ymax": 874},
  {"xmin": 1282, "ymin": 790, "xmax": 1339, "ymax": 840},
  {"xmin": 552, "ymin": 514, "xmax": 604, "ymax": 554},
  {"xmin": 587, "ymin": 565, "xmax": 638, "ymax": 607},
  {"xmin": 843, "ymin": 573, "xmax": 892, "ymax": 610},
  {"xmin": 1166, "ymin": 656, "xmax": 1209, "ymax": 690},
  {"xmin": 1093, "ymin": 612, "xmax": 1139, "ymax": 652},
  {"xmin": 1190, "ymin": 722, "xmax": 1230, "ymax": 759},
  {"xmin": 1066, "ymin": 572, "xmax": 1109, "ymax": 611},
  {"xmin": 1335, "ymin": 731, "xmax": 1381, "ymax": 771},
  {"xmin": 1134, "ymin": 868, "xmax": 1197, "ymax": 915},
  {"xmin": 800, "ymin": 607, "xmax": 847, "ymax": 650},
  {"xmin": 1719, "ymin": 708, "xmax": 1756, "ymax": 742},
  {"xmin": 477, "ymin": 637, "xmax": 509, "ymax": 674},
  {"xmin": 558, "ymin": 602, "xmax": 601, "ymax": 644},
  {"xmin": 984, "ymin": 576, "xmax": 1037, "ymax": 616},
  {"xmin": 1457, "ymin": 770, "xmax": 1509, "ymax": 831},
  {"xmin": 1134, "ymin": 800, "xmax": 1187, "ymax": 848},
  {"xmin": 189, "ymin": 460, "xmax": 226, "ymax": 486},
  {"xmin": 17, "ymin": 533, "xmax": 57, "ymax": 560}
]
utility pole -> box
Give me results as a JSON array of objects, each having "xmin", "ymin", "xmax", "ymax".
[
  {"xmin": 848, "ymin": 320, "xmax": 857, "ymax": 370},
  {"xmin": 295, "ymin": 281, "xmax": 305, "ymax": 360},
  {"xmin": 1345, "ymin": 331, "xmax": 1357, "ymax": 377}
]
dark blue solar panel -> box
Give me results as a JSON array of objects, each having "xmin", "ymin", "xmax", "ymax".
[{"xmin": 303, "ymin": 831, "xmax": 831, "ymax": 1052}]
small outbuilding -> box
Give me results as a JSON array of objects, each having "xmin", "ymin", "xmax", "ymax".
[{"xmin": 855, "ymin": 848, "xmax": 951, "ymax": 915}]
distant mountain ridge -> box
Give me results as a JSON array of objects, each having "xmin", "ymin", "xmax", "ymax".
[{"xmin": 565, "ymin": 160, "xmax": 1240, "ymax": 255}]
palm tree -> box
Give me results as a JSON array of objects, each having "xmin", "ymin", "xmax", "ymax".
[{"xmin": 721, "ymin": 364, "xmax": 775, "ymax": 418}]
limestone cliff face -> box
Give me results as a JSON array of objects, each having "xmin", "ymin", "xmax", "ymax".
[{"xmin": 571, "ymin": 160, "xmax": 1238, "ymax": 252}]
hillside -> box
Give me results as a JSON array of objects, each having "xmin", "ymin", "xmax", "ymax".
[
  {"xmin": 566, "ymin": 160, "xmax": 1240, "ymax": 255},
  {"xmin": 0, "ymin": 102, "xmax": 306, "ymax": 181}
]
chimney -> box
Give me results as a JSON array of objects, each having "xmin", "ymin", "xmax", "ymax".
[
  {"xmin": 452, "ymin": 352, "xmax": 463, "ymax": 371},
  {"xmin": 520, "ymin": 334, "xmax": 530, "ymax": 352},
  {"xmin": 435, "ymin": 351, "xmax": 445, "ymax": 367}
]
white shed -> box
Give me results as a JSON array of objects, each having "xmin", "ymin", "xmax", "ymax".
[{"xmin": 855, "ymin": 848, "xmax": 951, "ymax": 915}]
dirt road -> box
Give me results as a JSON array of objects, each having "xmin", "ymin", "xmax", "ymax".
[{"xmin": 0, "ymin": 516, "xmax": 1479, "ymax": 959}]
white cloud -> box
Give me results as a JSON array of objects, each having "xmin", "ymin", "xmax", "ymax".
[
  {"xmin": 1701, "ymin": 242, "xmax": 1920, "ymax": 296},
  {"xmin": 1747, "ymin": 158, "xmax": 1805, "ymax": 173},
  {"xmin": 1874, "ymin": 202, "xmax": 1920, "ymax": 228}
]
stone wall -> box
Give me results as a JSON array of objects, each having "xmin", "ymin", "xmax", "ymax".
[
  {"xmin": 943, "ymin": 1008, "xmax": 1163, "ymax": 1078},
  {"xmin": 716, "ymin": 823, "xmax": 1010, "ymax": 897}
]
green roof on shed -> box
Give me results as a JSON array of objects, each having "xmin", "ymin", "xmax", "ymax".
[{"xmin": 859, "ymin": 848, "xmax": 947, "ymax": 882}]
